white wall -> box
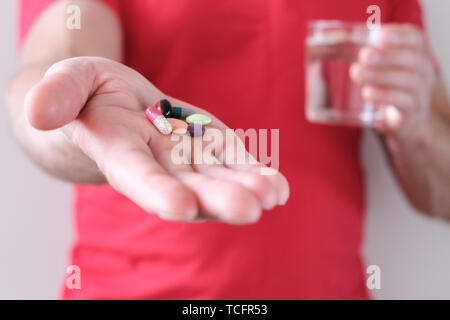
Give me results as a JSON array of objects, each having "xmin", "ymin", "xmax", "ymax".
[
  {"xmin": 0, "ymin": 0, "xmax": 449, "ymax": 299},
  {"xmin": 0, "ymin": 1, "xmax": 72, "ymax": 299}
]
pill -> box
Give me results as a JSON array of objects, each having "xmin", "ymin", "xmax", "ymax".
[
  {"xmin": 170, "ymin": 107, "xmax": 196, "ymax": 119},
  {"xmin": 156, "ymin": 99, "xmax": 173, "ymax": 118},
  {"xmin": 187, "ymin": 123, "xmax": 206, "ymax": 137},
  {"xmin": 145, "ymin": 105, "xmax": 173, "ymax": 135},
  {"xmin": 167, "ymin": 118, "xmax": 188, "ymax": 135},
  {"xmin": 186, "ymin": 114, "xmax": 212, "ymax": 125}
]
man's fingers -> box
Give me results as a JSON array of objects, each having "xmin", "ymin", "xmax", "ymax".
[
  {"xmin": 175, "ymin": 171, "xmax": 262, "ymax": 225},
  {"xmin": 151, "ymin": 130, "xmax": 279, "ymax": 211},
  {"xmin": 161, "ymin": 96, "xmax": 290, "ymax": 209},
  {"xmin": 103, "ymin": 144, "xmax": 199, "ymax": 222},
  {"xmin": 377, "ymin": 105, "xmax": 404, "ymax": 133},
  {"xmin": 195, "ymin": 164, "xmax": 279, "ymax": 211},
  {"xmin": 350, "ymin": 63, "xmax": 422, "ymax": 92},
  {"xmin": 226, "ymin": 162, "xmax": 290, "ymax": 206},
  {"xmin": 379, "ymin": 24, "xmax": 425, "ymax": 50},
  {"xmin": 358, "ymin": 47, "xmax": 432, "ymax": 77},
  {"xmin": 221, "ymin": 138, "xmax": 290, "ymax": 206},
  {"xmin": 361, "ymin": 85, "xmax": 416, "ymax": 110}
]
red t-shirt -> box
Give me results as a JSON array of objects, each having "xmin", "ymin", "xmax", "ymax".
[{"xmin": 19, "ymin": 0, "xmax": 427, "ymax": 299}]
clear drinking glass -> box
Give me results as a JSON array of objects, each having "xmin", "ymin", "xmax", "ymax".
[{"xmin": 305, "ymin": 20, "xmax": 382, "ymax": 127}]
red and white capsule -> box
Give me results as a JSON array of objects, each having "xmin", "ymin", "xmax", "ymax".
[{"xmin": 145, "ymin": 104, "xmax": 173, "ymax": 135}]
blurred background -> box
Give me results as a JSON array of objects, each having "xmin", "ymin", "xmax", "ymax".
[{"xmin": 1, "ymin": 0, "xmax": 449, "ymax": 299}]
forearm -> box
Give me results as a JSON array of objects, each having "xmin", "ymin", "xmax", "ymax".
[
  {"xmin": 6, "ymin": 62, "xmax": 105, "ymax": 183},
  {"xmin": 5, "ymin": 0, "xmax": 122, "ymax": 183},
  {"xmin": 387, "ymin": 97, "xmax": 450, "ymax": 218}
]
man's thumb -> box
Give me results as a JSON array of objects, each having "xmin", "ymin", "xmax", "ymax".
[{"xmin": 25, "ymin": 58, "xmax": 96, "ymax": 130}]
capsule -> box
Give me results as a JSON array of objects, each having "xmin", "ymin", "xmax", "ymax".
[
  {"xmin": 145, "ymin": 105, "xmax": 173, "ymax": 135},
  {"xmin": 170, "ymin": 107, "xmax": 196, "ymax": 120},
  {"xmin": 156, "ymin": 99, "xmax": 173, "ymax": 118}
]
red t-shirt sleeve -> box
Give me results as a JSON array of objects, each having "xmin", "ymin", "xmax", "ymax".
[
  {"xmin": 388, "ymin": 0, "xmax": 439, "ymax": 71},
  {"xmin": 18, "ymin": 0, "xmax": 121, "ymax": 48}
]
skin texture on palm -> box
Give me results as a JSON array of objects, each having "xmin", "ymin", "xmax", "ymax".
[{"xmin": 24, "ymin": 57, "xmax": 290, "ymax": 224}]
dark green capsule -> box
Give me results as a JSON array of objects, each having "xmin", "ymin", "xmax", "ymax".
[
  {"xmin": 170, "ymin": 107, "xmax": 196, "ymax": 120},
  {"xmin": 170, "ymin": 107, "xmax": 182, "ymax": 119}
]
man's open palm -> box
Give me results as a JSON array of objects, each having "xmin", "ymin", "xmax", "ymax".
[{"xmin": 25, "ymin": 57, "xmax": 289, "ymax": 224}]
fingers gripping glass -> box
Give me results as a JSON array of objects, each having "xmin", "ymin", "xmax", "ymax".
[{"xmin": 305, "ymin": 20, "xmax": 383, "ymax": 127}]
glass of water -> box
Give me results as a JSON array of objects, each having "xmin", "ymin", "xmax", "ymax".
[{"xmin": 305, "ymin": 20, "xmax": 382, "ymax": 127}]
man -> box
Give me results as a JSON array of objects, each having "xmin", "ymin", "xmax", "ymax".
[{"xmin": 6, "ymin": 0, "xmax": 450, "ymax": 299}]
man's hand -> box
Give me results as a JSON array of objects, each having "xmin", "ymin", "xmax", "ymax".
[
  {"xmin": 350, "ymin": 24, "xmax": 435, "ymax": 137},
  {"xmin": 351, "ymin": 24, "xmax": 450, "ymax": 217},
  {"xmin": 25, "ymin": 57, "xmax": 290, "ymax": 224}
]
